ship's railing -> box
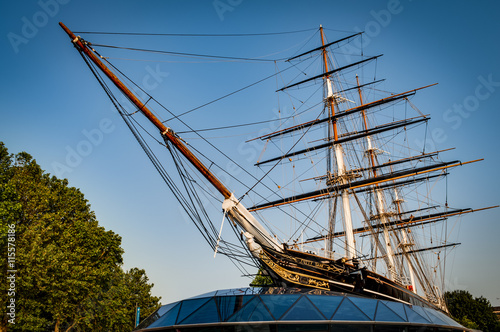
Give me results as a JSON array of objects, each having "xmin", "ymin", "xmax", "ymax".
[{"xmin": 292, "ymin": 244, "xmax": 336, "ymax": 259}]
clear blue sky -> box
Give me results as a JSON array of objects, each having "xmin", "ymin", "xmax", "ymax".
[{"xmin": 1, "ymin": 0, "xmax": 499, "ymax": 305}]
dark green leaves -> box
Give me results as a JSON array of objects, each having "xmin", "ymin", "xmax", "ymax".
[
  {"xmin": 0, "ymin": 142, "xmax": 160, "ymax": 331},
  {"xmin": 445, "ymin": 290, "xmax": 500, "ymax": 332}
]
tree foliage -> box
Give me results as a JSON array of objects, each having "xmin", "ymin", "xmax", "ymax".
[
  {"xmin": 445, "ymin": 290, "xmax": 500, "ymax": 332},
  {"xmin": 80, "ymin": 267, "xmax": 161, "ymax": 331},
  {"xmin": 0, "ymin": 142, "xmax": 160, "ymax": 331},
  {"xmin": 249, "ymin": 268, "xmax": 274, "ymax": 287}
]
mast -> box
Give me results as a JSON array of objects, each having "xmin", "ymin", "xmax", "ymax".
[
  {"xmin": 356, "ymin": 75, "xmax": 397, "ymax": 281},
  {"xmin": 386, "ymin": 156, "xmax": 417, "ymax": 292},
  {"xmin": 253, "ymin": 84, "xmax": 436, "ymax": 144},
  {"xmin": 59, "ymin": 22, "xmax": 282, "ymax": 253},
  {"xmin": 255, "ymin": 116, "xmax": 428, "ymax": 166},
  {"xmin": 320, "ymin": 25, "xmax": 356, "ymax": 261},
  {"xmin": 249, "ymin": 159, "xmax": 482, "ymax": 211},
  {"xmin": 311, "ymin": 206, "xmax": 497, "ymax": 240}
]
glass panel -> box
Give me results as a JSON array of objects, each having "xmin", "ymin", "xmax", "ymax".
[
  {"xmin": 215, "ymin": 288, "xmax": 260, "ymax": 297},
  {"xmin": 179, "ymin": 298, "xmax": 220, "ymax": 325},
  {"xmin": 306, "ymin": 294, "xmax": 344, "ymax": 319},
  {"xmin": 421, "ymin": 307, "xmax": 451, "ymax": 326},
  {"xmin": 137, "ymin": 301, "xmax": 182, "ymax": 329},
  {"xmin": 219, "ymin": 295, "xmax": 256, "ymax": 322},
  {"xmin": 227, "ymin": 296, "xmax": 274, "ymax": 322},
  {"xmin": 381, "ymin": 300, "xmax": 407, "ymax": 321},
  {"xmin": 410, "ymin": 305, "xmax": 432, "ymax": 322},
  {"xmin": 216, "ymin": 295, "xmax": 237, "ymax": 322},
  {"xmin": 259, "ymin": 294, "xmax": 301, "ymax": 320},
  {"xmin": 147, "ymin": 302, "xmax": 181, "ymax": 328},
  {"xmin": 404, "ymin": 306, "xmax": 431, "ymax": 324},
  {"xmin": 188, "ymin": 290, "xmax": 218, "ymax": 299},
  {"xmin": 176, "ymin": 297, "xmax": 212, "ymax": 323},
  {"xmin": 424, "ymin": 308, "xmax": 462, "ymax": 327},
  {"xmin": 374, "ymin": 302, "xmax": 405, "ymax": 322},
  {"xmin": 281, "ymin": 296, "xmax": 325, "ymax": 321},
  {"xmin": 156, "ymin": 302, "xmax": 180, "ymax": 318},
  {"xmin": 135, "ymin": 310, "xmax": 160, "ymax": 330},
  {"xmin": 348, "ymin": 296, "xmax": 378, "ymax": 320},
  {"xmin": 247, "ymin": 287, "xmax": 262, "ymax": 294},
  {"xmin": 332, "ymin": 298, "xmax": 370, "ymax": 321}
]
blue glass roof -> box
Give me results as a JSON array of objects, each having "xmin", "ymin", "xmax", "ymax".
[{"xmin": 135, "ymin": 287, "xmax": 464, "ymax": 331}]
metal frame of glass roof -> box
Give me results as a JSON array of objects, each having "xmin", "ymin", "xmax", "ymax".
[{"xmin": 134, "ymin": 287, "xmax": 468, "ymax": 332}]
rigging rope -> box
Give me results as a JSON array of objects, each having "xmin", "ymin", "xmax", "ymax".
[
  {"xmin": 163, "ymin": 65, "xmax": 296, "ymax": 122},
  {"xmin": 240, "ymin": 106, "xmax": 327, "ymax": 202},
  {"xmin": 80, "ymin": 43, "xmax": 329, "ymax": 272},
  {"xmin": 92, "ymin": 43, "xmax": 284, "ymax": 62},
  {"xmin": 78, "ymin": 46, "xmax": 257, "ymax": 275},
  {"xmin": 74, "ymin": 27, "xmax": 317, "ymax": 37}
]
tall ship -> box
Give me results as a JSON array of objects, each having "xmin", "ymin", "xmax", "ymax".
[{"xmin": 60, "ymin": 22, "xmax": 495, "ymax": 317}]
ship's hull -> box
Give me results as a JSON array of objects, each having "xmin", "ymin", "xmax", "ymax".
[{"xmin": 260, "ymin": 247, "xmax": 445, "ymax": 312}]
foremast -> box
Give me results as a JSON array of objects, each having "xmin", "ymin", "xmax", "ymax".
[
  {"xmin": 320, "ymin": 26, "xmax": 356, "ymax": 262},
  {"xmin": 59, "ymin": 22, "xmax": 282, "ymax": 255}
]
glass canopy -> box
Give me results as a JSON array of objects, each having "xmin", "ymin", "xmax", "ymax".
[{"xmin": 134, "ymin": 287, "xmax": 466, "ymax": 332}]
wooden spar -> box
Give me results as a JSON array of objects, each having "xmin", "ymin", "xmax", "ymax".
[
  {"xmin": 250, "ymin": 84, "xmax": 435, "ymax": 142},
  {"xmin": 299, "ymin": 149, "xmax": 451, "ymax": 183},
  {"xmin": 320, "ymin": 25, "xmax": 339, "ymax": 141},
  {"xmin": 343, "ymin": 148, "xmax": 455, "ymax": 180},
  {"xmin": 357, "ymin": 75, "xmax": 368, "ymax": 131},
  {"xmin": 303, "ymin": 205, "xmax": 498, "ymax": 244},
  {"xmin": 59, "ymin": 22, "xmax": 232, "ymax": 200},
  {"xmin": 255, "ymin": 116, "xmax": 429, "ymax": 166},
  {"xmin": 245, "ymin": 79, "xmax": 385, "ymax": 144},
  {"xmin": 249, "ymin": 159, "xmax": 483, "ymax": 211},
  {"xmin": 278, "ymin": 54, "xmax": 383, "ymax": 92},
  {"xmin": 357, "ymin": 74, "xmax": 378, "ymax": 178},
  {"xmin": 364, "ymin": 243, "xmax": 461, "ymax": 260},
  {"xmin": 371, "ymin": 148, "xmax": 455, "ymax": 172},
  {"xmin": 287, "ymin": 32, "xmax": 362, "ymax": 61}
]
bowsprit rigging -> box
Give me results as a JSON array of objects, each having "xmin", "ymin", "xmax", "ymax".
[{"xmin": 60, "ymin": 22, "xmax": 497, "ymax": 315}]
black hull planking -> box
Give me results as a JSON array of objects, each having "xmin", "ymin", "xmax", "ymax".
[{"xmin": 260, "ymin": 247, "xmax": 444, "ymax": 312}]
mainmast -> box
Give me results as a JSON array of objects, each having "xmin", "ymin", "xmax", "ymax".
[
  {"xmin": 320, "ymin": 26, "xmax": 356, "ymax": 261},
  {"xmin": 356, "ymin": 75, "xmax": 398, "ymax": 281}
]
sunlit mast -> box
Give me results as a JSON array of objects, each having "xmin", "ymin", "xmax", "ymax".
[
  {"xmin": 320, "ymin": 26, "xmax": 356, "ymax": 261},
  {"xmin": 354, "ymin": 74, "xmax": 398, "ymax": 281}
]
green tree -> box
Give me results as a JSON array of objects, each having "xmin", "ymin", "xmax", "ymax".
[
  {"xmin": 249, "ymin": 268, "xmax": 274, "ymax": 287},
  {"xmin": 445, "ymin": 290, "xmax": 500, "ymax": 332},
  {"xmin": 81, "ymin": 268, "xmax": 161, "ymax": 331},
  {"xmin": 0, "ymin": 142, "xmax": 160, "ymax": 331}
]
